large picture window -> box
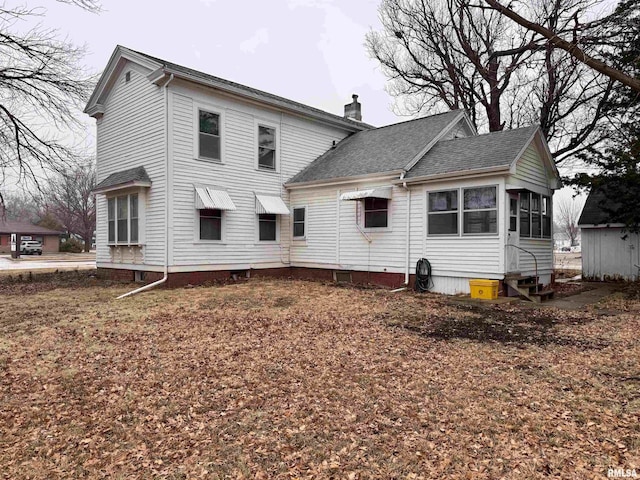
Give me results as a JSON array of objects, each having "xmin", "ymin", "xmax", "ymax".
[
  {"xmin": 463, "ymin": 186, "xmax": 497, "ymax": 234},
  {"xmin": 428, "ymin": 190, "xmax": 458, "ymax": 235},
  {"xmin": 199, "ymin": 209, "xmax": 222, "ymax": 241},
  {"xmin": 364, "ymin": 197, "xmax": 388, "ymax": 228},
  {"xmin": 198, "ymin": 110, "xmax": 221, "ymax": 161},
  {"xmin": 258, "ymin": 125, "xmax": 276, "ymax": 170},
  {"xmin": 107, "ymin": 193, "xmax": 139, "ymax": 245}
]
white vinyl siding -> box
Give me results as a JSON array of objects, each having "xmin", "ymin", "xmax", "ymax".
[
  {"xmin": 95, "ymin": 64, "xmax": 164, "ymax": 266},
  {"xmin": 582, "ymin": 228, "xmax": 640, "ymax": 281},
  {"xmin": 512, "ymin": 145, "xmax": 549, "ymax": 187},
  {"xmin": 169, "ymin": 84, "xmax": 348, "ymax": 269}
]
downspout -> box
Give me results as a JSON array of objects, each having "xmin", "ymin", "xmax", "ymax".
[
  {"xmin": 118, "ymin": 72, "xmax": 174, "ymax": 299},
  {"xmin": 401, "ymin": 172, "xmax": 411, "ymax": 286}
]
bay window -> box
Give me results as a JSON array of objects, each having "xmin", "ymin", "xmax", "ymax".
[{"xmin": 107, "ymin": 193, "xmax": 140, "ymax": 245}]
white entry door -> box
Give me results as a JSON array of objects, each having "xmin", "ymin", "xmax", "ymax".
[{"xmin": 506, "ymin": 194, "xmax": 519, "ymax": 272}]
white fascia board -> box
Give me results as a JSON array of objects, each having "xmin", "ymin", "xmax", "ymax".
[
  {"xmin": 85, "ymin": 46, "xmax": 163, "ymax": 114},
  {"xmin": 163, "ymin": 68, "xmax": 370, "ymax": 133},
  {"xmin": 285, "ymin": 172, "xmax": 402, "ymax": 190},
  {"xmin": 402, "ymin": 111, "xmax": 465, "ymax": 173},
  {"xmin": 397, "ymin": 165, "xmax": 510, "ymax": 185},
  {"xmin": 579, "ymin": 223, "xmax": 626, "ymax": 229},
  {"xmin": 92, "ymin": 180, "xmax": 152, "ymax": 195}
]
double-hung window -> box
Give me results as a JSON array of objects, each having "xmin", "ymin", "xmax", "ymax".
[
  {"xmin": 293, "ymin": 207, "xmax": 306, "ymax": 238},
  {"xmin": 108, "ymin": 193, "xmax": 139, "ymax": 245},
  {"xmin": 200, "ymin": 209, "xmax": 222, "ymax": 241},
  {"xmin": 364, "ymin": 198, "xmax": 388, "ymax": 228},
  {"xmin": 463, "ymin": 186, "xmax": 497, "ymax": 234},
  {"xmin": 198, "ymin": 110, "xmax": 221, "ymax": 161},
  {"xmin": 428, "ymin": 190, "xmax": 458, "ymax": 235},
  {"xmin": 259, "ymin": 214, "xmax": 277, "ymax": 241},
  {"xmin": 258, "ymin": 125, "xmax": 276, "ymax": 170}
]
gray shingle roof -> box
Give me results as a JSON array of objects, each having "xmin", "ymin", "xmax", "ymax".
[
  {"xmin": 287, "ymin": 111, "xmax": 463, "ymax": 184},
  {"xmin": 0, "ymin": 220, "xmax": 63, "ymax": 235},
  {"xmin": 128, "ymin": 47, "xmax": 372, "ymax": 132},
  {"xmin": 405, "ymin": 126, "xmax": 538, "ymax": 179},
  {"xmin": 94, "ymin": 166, "xmax": 151, "ymax": 192},
  {"xmin": 578, "ymin": 184, "xmax": 622, "ymax": 225}
]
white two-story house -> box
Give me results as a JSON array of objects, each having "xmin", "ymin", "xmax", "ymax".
[{"xmin": 87, "ymin": 46, "xmax": 560, "ymax": 296}]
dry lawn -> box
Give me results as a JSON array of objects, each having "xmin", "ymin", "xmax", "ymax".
[{"xmin": 0, "ymin": 275, "xmax": 638, "ymax": 479}]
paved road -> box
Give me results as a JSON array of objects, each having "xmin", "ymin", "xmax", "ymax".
[{"xmin": 0, "ymin": 253, "xmax": 96, "ymax": 273}]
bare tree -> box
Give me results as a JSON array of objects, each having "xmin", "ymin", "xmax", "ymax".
[
  {"xmin": 0, "ymin": 0, "xmax": 100, "ymax": 203},
  {"xmin": 366, "ymin": 0, "xmax": 618, "ymax": 164},
  {"xmin": 43, "ymin": 163, "xmax": 96, "ymax": 251},
  {"xmin": 0, "ymin": 191, "xmax": 42, "ymax": 223},
  {"xmin": 556, "ymin": 196, "xmax": 584, "ymax": 246},
  {"xmin": 482, "ymin": 0, "xmax": 640, "ymax": 92}
]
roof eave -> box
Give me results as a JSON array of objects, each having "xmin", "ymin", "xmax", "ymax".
[
  {"xmin": 285, "ymin": 171, "xmax": 403, "ymax": 189},
  {"xmin": 163, "ymin": 67, "xmax": 371, "ymax": 133},
  {"xmin": 92, "ymin": 180, "xmax": 152, "ymax": 195},
  {"xmin": 399, "ymin": 165, "xmax": 511, "ymax": 185}
]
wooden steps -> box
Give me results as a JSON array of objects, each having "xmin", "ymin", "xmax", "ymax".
[{"xmin": 505, "ymin": 274, "xmax": 554, "ymax": 303}]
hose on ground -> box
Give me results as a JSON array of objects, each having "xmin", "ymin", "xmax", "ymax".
[{"xmin": 414, "ymin": 258, "xmax": 433, "ymax": 293}]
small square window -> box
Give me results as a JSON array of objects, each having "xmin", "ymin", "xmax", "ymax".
[
  {"xmin": 364, "ymin": 197, "xmax": 388, "ymax": 228},
  {"xmin": 428, "ymin": 190, "xmax": 458, "ymax": 235}
]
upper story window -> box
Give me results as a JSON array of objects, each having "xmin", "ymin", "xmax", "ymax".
[
  {"xmin": 364, "ymin": 197, "xmax": 388, "ymax": 228},
  {"xmin": 199, "ymin": 110, "xmax": 221, "ymax": 161},
  {"xmin": 108, "ymin": 193, "xmax": 139, "ymax": 245},
  {"xmin": 463, "ymin": 186, "xmax": 497, "ymax": 234},
  {"xmin": 428, "ymin": 190, "xmax": 458, "ymax": 235},
  {"xmin": 258, "ymin": 125, "xmax": 276, "ymax": 170}
]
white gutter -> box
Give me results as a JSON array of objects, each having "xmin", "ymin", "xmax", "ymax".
[
  {"xmin": 118, "ymin": 73, "xmax": 174, "ymax": 299},
  {"xmin": 400, "ymin": 173, "xmax": 411, "ymax": 285}
]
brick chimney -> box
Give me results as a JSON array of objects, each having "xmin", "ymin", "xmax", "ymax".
[{"xmin": 344, "ymin": 94, "xmax": 362, "ymax": 121}]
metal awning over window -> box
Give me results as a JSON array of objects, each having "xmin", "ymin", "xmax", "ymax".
[
  {"xmin": 255, "ymin": 194, "xmax": 290, "ymax": 215},
  {"xmin": 340, "ymin": 186, "xmax": 392, "ymax": 201},
  {"xmin": 195, "ymin": 187, "xmax": 237, "ymax": 210}
]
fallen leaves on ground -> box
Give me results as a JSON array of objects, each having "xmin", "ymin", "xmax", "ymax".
[{"xmin": 0, "ymin": 277, "xmax": 638, "ymax": 479}]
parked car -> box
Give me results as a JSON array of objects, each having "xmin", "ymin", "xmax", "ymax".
[{"xmin": 20, "ymin": 240, "xmax": 43, "ymax": 255}]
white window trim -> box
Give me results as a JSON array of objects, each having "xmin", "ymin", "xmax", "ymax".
[
  {"xmin": 106, "ymin": 190, "xmax": 145, "ymax": 246},
  {"xmin": 194, "ymin": 102, "xmax": 225, "ymax": 163},
  {"xmin": 255, "ymin": 213, "xmax": 280, "ymax": 244},
  {"xmin": 427, "ymin": 188, "xmax": 460, "ymax": 237},
  {"xmin": 254, "ymin": 118, "xmax": 280, "ymax": 173},
  {"xmin": 519, "ymin": 191, "xmax": 553, "ymax": 240},
  {"xmin": 358, "ymin": 197, "xmax": 392, "ymax": 232},
  {"xmin": 194, "ymin": 208, "xmax": 227, "ymax": 244},
  {"xmin": 461, "ymin": 185, "xmax": 499, "ymax": 237},
  {"xmin": 292, "ymin": 205, "xmax": 307, "ymax": 240}
]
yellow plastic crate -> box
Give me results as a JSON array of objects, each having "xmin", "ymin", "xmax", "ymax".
[{"xmin": 469, "ymin": 279, "xmax": 499, "ymax": 300}]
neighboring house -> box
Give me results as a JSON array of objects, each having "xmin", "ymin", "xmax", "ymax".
[
  {"xmin": 86, "ymin": 46, "xmax": 561, "ymax": 294},
  {"xmin": 579, "ymin": 187, "xmax": 639, "ymax": 281},
  {"xmin": 0, "ymin": 220, "xmax": 62, "ymax": 253}
]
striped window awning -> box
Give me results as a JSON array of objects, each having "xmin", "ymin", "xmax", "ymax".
[
  {"xmin": 255, "ymin": 194, "xmax": 290, "ymax": 215},
  {"xmin": 340, "ymin": 186, "xmax": 392, "ymax": 201},
  {"xmin": 195, "ymin": 187, "xmax": 237, "ymax": 210}
]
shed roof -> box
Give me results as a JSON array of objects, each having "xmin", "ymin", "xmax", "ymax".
[
  {"xmin": 405, "ymin": 126, "xmax": 538, "ymax": 179},
  {"xmin": 287, "ymin": 110, "xmax": 464, "ymax": 185},
  {"xmin": 0, "ymin": 220, "xmax": 63, "ymax": 235},
  {"xmin": 94, "ymin": 166, "xmax": 151, "ymax": 193},
  {"xmin": 578, "ymin": 184, "xmax": 623, "ymax": 226}
]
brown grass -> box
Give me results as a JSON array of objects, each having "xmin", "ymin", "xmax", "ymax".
[{"xmin": 0, "ymin": 278, "xmax": 638, "ymax": 479}]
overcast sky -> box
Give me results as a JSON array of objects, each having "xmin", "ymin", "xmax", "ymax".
[
  {"xmin": 26, "ymin": 0, "xmax": 592, "ymax": 206},
  {"xmin": 44, "ymin": 0, "xmax": 398, "ymax": 129}
]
